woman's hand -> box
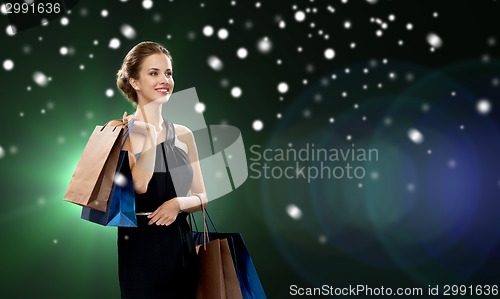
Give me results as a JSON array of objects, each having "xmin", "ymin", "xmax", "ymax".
[
  {"xmin": 147, "ymin": 198, "xmax": 181, "ymax": 226},
  {"xmin": 123, "ymin": 111, "xmax": 157, "ymax": 154},
  {"xmin": 122, "ymin": 111, "xmax": 136, "ymax": 126}
]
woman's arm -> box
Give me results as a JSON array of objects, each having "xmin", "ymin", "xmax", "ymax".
[
  {"xmin": 122, "ymin": 114, "xmax": 158, "ymax": 194},
  {"xmin": 176, "ymin": 124, "xmax": 208, "ymax": 212}
]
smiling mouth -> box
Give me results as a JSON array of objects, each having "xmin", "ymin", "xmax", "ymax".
[{"xmin": 155, "ymin": 88, "xmax": 170, "ymax": 94}]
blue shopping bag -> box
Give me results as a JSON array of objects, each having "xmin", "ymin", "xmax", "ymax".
[
  {"xmin": 192, "ymin": 211, "xmax": 267, "ymax": 298},
  {"xmin": 81, "ymin": 121, "xmax": 137, "ymax": 227}
]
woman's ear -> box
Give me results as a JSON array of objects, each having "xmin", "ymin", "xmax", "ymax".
[{"xmin": 129, "ymin": 78, "xmax": 140, "ymax": 90}]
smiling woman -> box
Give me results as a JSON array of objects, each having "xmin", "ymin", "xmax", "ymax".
[
  {"xmin": 117, "ymin": 42, "xmax": 173, "ymax": 106},
  {"xmin": 113, "ymin": 41, "xmax": 209, "ymax": 299}
]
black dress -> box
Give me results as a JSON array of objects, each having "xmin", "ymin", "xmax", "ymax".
[{"xmin": 118, "ymin": 119, "xmax": 198, "ymax": 299}]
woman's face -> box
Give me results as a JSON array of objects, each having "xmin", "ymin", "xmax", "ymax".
[{"xmin": 131, "ymin": 53, "xmax": 174, "ymax": 105}]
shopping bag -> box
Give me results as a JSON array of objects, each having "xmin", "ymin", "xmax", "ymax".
[
  {"xmin": 192, "ymin": 210, "xmax": 266, "ymax": 299},
  {"xmin": 193, "ymin": 232, "xmax": 266, "ymax": 299},
  {"xmin": 64, "ymin": 120, "xmax": 125, "ymax": 212},
  {"xmin": 195, "ymin": 238, "xmax": 242, "ymax": 299},
  {"xmin": 80, "ymin": 149, "xmax": 137, "ymax": 227}
]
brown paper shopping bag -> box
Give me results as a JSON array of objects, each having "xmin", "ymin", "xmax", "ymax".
[
  {"xmin": 64, "ymin": 120, "xmax": 125, "ymax": 212},
  {"xmin": 196, "ymin": 238, "xmax": 243, "ymax": 299}
]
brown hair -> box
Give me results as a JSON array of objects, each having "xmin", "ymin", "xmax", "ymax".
[{"xmin": 116, "ymin": 41, "xmax": 172, "ymax": 105}]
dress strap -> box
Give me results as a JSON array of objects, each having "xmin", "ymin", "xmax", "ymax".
[
  {"xmin": 160, "ymin": 140, "xmax": 169, "ymax": 172},
  {"xmin": 163, "ymin": 118, "xmax": 176, "ymax": 147}
]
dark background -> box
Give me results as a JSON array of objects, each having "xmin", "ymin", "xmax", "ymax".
[{"xmin": 0, "ymin": 0, "xmax": 499, "ymax": 298}]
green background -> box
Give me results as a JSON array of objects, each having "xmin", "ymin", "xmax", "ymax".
[{"xmin": 1, "ymin": 0, "xmax": 500, "ymax": 298}]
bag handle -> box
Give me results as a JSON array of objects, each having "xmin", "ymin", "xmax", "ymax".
[
  {"xmin": 98, "ymin": 119, "xmax": 135, "ymax": 150},
  {"xmin": 189, "ymin": 196, "xmax": 217, "ymax": 251},
  {"xmin": 120, "ymin": 119, "xmax": 134, "ymax": 150},
  {"xmin": 101, "ymin": 119, "xmax": 122, "ymax": 131},
  {"xmin": 190, "ymin": 207, "xmax": 217, "ymax": 232}
]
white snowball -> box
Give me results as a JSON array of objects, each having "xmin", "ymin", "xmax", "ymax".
[
  {"xmin": 101, "ymin": 9, "xmax": 108, "ymax": 17},
  {"xmin": 277, "ymin": 82, "xmax": 288, "ymax": 94},
  {"xmin": 0, "ymin": 145, "xmax": 4, "ymax": 158},
  {"xmin": 60, "ymin": 17, "xmax": 69, "ymax": 26},
  {"xmin": 236, "ymin": 47, "xmax": 248, "ymax": 59},
  {"xmin": 294, "ymin": 11, "xmax": 306, "ymax": 22},
  {"xmin": 114, "ymin": 172, "xmax": 128, "ymax": 187},
  {"xmin": 59, "ymin": 47, "xmax": 68, "ymax": 55},
  {"xmin": 142, "ymin": 0, "xmax": 153, "ymax": 10},
  {"xmin": 408, "ymin": 128, "xmax": 424, "ymax": 144},
  {"xmin": 121, "ymin": 24, "xmax": 137, "ymax": 39},
  {"xmin": 207, "ymin": 56, "xmax": 223, "ymax": 71},
  {"xmin": 426, "ymin": 33, "xmax": 443, "ymax": 48},
  {"xmin": 252, "ymin": 120, "xmax": 263, "ymax": 131},
  {"xmin": 105, "ymin": 89, "xmax": 114, "ymax": 97},
  {"xmin": 286, "ymin": 204, "xmax": 302, "ymax": 220},
  {"xmin": 476, "ymin": 99, "xmax": 491, "ymax": 114},
  {"xmin": 324, "ymin": 48, "xmax": 335, "ymax": 59},
  {"xmin": 109, "ymin": 38, "xmax": 121, "ymax": 49},
  {"xmin": 3, "ymin": 59, "xmax": 14, "ymax": 71},
  {"xmin": 203, "ymin": 25, "xmax": 214, "ymax": 37},
  {"xmin": 217, "ymin": 28, "xmax": 229, "ymax": 40},
  {"xmin": 257, "ymin": 37, "xmax": 272, "ymax": 53},
  {"xmin": 195, "ymin": 102, "xmax": 206, "ymax": 113},
  {"xmin": 231, "ymin": 87, "xmax": 242, "ymax": 98},
  {"xmin": 33, "ymin": 71, "xmax": 49, "ymax": 87},
  {"xmin": 6, "ymin": 25, "xmax": 16, "ymax": 36}
]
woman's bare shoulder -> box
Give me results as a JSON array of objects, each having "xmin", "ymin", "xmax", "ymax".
[
  {"xmin": 173, "ymin": 123, "xmax": 193, "ymax": 135},
  {"xmin": 173, "ymin": 123, "xmax": 195, "ymax": 144}
]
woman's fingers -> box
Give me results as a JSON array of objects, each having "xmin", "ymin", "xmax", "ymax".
[
  {"xmin": 148, "ymin": 215, "xmax": 170, "ymax": 226},
  {"xmin": 146, "ymin": 201, "xmax": 178, "ymax": 225},
  {"xmin": 147, "ymin": 214, "xmax": 177, "ymax": 226},
  {"xmin": 148, "ymin": 215, "xmax": 160, "ymax": 225},
  {"xmin": 147, "ymin": 209, "xmax": 159, "ymax": 225},
  {"xmin": 122, "ymin": 112, "xmax": 139, "ymax": 126},
  {"xmin": 159, "ymin": 218, "xmax": 170, "ymax": 226}
]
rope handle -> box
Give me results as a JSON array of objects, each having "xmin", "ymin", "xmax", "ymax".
[
  {"xmin": 99, "ymin": 119, "xmax": 135, "ymax": 151},
  {"xmin": 120, "ymin": 119, "xmax": 134, "ymax": 150},
  {"xmin": 190, "ymin": 195, "xmax": 217, "ymax": 251},
  {"xmin": 194, "ymin": 194, "xmax": 208, "ymax": 251}
]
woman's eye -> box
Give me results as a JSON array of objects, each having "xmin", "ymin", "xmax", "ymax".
[{"xmin": 150, "ymin": 72, "xmax": 157, "ymax": 76}]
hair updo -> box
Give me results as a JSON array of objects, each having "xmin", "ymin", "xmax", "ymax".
[{"xmin": 116, "ymin": 41, "xmax": 172, "ymax": 105}]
